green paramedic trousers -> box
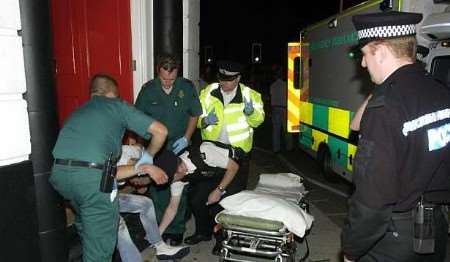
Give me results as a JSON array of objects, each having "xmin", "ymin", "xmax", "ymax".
[{"xmin": 49, "ymin": 165, "xmax": 119, "ymax": 262}]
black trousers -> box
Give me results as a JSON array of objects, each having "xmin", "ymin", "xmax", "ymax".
[
  {"xmin": 187, "ymin": 158, "xmax": 249, "ymax": 237},
  {"xmin": 360, "ymin": 206, "xmax": 448, "ymax": 262}
]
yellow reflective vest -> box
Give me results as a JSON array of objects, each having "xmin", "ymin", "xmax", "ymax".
[{"xmin": 198, "ymin": 83, "xmax": 265, "ymax": 153}]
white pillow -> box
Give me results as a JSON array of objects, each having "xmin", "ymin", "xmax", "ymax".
[
  {"xmin": 258, "ymin": 173, "xmax": 303, "ymax": 188},
  {"xmin": 218, "ymin": 190, "xmax": 314, "ymax": 237}
]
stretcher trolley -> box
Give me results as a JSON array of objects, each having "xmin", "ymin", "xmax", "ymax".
[{"xmin": 215, "ymin": 173, "xmax": 313, "ymax": 262}]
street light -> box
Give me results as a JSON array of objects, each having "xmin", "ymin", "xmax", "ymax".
[
  {"xmin": 252, "ymin": 43, "xmax": 262, "ymax": 64},
  {"xmin": 204, "ymin": 46, "xmax": 213, "ymax": 64}
]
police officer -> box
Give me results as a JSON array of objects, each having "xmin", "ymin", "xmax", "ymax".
[
  {"xmin": 342, "ymin": 12, "xmax": 450, "ymax": 262},
  {"xmin": 49, "ymin": 74, "xmax": 168, "ymax": 262},
  {"xmin": 135, "ymin": 53, "xmax": 202, "ymax": 245},
  {"xmin": 184, "ymin": 60, "xmax": 265, "ymax": 254}
]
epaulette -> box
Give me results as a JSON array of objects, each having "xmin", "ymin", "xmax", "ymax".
[{"xmin": 143, "ymin": 79, "xmax": 157, "ymax": 89}]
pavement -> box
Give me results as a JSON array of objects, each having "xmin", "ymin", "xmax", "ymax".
[{"xmin": 162, "ymin": 147, "xmax": 343, "ymax": 262}]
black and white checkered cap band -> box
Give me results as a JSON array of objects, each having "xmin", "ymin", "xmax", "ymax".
[
  {"xmin": 358, "ymin": 24, "xmax": 416, "ymax": 40},
  {"xmin": 219, "ymin": 68, "xmax": 240, "ymax": 76}
]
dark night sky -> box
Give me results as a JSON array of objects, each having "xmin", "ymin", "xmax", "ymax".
[{"xmin": 199, "ymin": 0, "xmax": 341, "ymax": 66}]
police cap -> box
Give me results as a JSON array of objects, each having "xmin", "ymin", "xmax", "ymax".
[
  {"xmin": 217, "ymin": 60, "xmax": 244, "ymax": 81},
  {"xmin": 352, "ymin": 11, "xmax": 422, "ymax": 47}
]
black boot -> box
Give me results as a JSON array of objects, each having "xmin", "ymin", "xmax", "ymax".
[
  {"xmin": 184, "ymin": 233, "xmax": 212, "ymax": 245},
  {"xmin": 212, "ymin": 240, "xmax": 222, "ymax": 256}
]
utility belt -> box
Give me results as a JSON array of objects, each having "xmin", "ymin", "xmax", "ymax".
[
  {"xmin": 54, "ymin": 152, "xmax": 117, "ymax": 193},
  {"xmin": 202, "ymin": 140, "xmax": 249, "ymax": 163},
  {"xmin": 54, "ymin": 159, "xmax": 104, "ymax": 170},
  {"xmin": 392, "ymin": 199, "xmax": 447, "ymax": 255},
  {"xmin": 392, "ymin": 204, "xmax": 446, "ymax": 219}
]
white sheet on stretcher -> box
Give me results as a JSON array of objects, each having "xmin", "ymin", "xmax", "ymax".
[
  {"xmin": 254, "ymin": 173, "xmax": 307, "ymax": 203},
  {"xmin": 218, "ymin": 173, "xmax": 314, "ymax": 238}
]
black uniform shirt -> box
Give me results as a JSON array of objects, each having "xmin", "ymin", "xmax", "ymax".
[
  {"xmin": 342, "ymin": 63, "xmax": 450, "ymax": 260},
  {"xmin": 353, "ymin": 63, "xmax": 450, "ymax": 212}
]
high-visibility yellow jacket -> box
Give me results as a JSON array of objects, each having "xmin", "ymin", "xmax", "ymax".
[{"xmin": 198, "ymin": 83, "xmax": 265, "ymax": 153}]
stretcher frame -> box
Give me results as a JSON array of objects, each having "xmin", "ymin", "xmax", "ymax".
[
  {"xmin": 216, "ymin": 173, "xmax": 310, "ymax": 262},
  {"xmin": 217, "ymin": 213, "xmax": 298, "ymax": 262},
  {"xmin": 216, "ymin": 195, "xmax": 309, "ymax": 262}
]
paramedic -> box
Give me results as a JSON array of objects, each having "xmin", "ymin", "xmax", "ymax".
[
  {"xmin": 49, "ymin": 74, "xmax": 168, "ymax": 262},
  {"xmin": 135, "ymin": 53, "xmax": 202, "ymax": 245}
]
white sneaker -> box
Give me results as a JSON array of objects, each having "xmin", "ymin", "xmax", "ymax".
[
  {"xmin": 141, "ymin": 246, "xmax": 157, "ymax": 262},
  {"xmin": 155, "ymin": 241, "xmax": 190, "ymax": 260}
]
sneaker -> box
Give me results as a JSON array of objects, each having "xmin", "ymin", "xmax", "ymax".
[
  {"xmin": 155, "ymin": 241, "xmax": 190, "ymax": 260},
  {"xmin": 141, "ymin": 246, "xmax": 156, "ymax": 262}
]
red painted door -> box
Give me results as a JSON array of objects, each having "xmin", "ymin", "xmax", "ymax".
[{"xmin": 51, "ymin": 0, "xmax": 133, "ymax": 125}]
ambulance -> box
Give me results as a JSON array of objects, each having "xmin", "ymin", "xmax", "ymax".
[{"xmin": 287, "ymin": 0, "xmax": 450, "ymax": 182}]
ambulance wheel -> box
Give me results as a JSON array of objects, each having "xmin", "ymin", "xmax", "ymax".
[{"xmin": 319, "ymin": 147, "xmax": 339, "ymax": 183}]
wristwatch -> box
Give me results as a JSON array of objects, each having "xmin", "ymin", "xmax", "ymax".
[{"xmin": 217, "ymin": 186, "xmax": 226, "ymax": 193}]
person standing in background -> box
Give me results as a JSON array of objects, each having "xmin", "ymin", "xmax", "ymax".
[{"xmin": 270, "ymin": 65, "xmax": 293, "ymax": 153}]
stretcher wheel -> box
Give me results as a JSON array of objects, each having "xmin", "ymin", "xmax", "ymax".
[
  {"xmin": 274, "ymin": 255, "xmax": 295, "ymax": 262},
  {"xmin": 219, "ymin": 248, "xmax": 229, "ymax": 262}
]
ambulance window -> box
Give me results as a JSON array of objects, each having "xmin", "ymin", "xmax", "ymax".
[
  {"xmin": 294, "ymin": 57, "xmax": 301, "ymax": 89},
  {"xmin": 431, "ymin": 55, "xmax": 450, "ymax": 90}
]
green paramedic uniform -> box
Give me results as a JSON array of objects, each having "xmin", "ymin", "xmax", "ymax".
[
  {"xmin": 135, "ymin": 77, "xmax": 202, "ymax": 236},
  {"xmin": 49, "ymin": 96, "xmax": 154, "ymax": 262}
]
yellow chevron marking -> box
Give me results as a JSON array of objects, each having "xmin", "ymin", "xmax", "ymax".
[{"xmin": 287, "ymin": 42, "xmax": 301, "ymax": 133}]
